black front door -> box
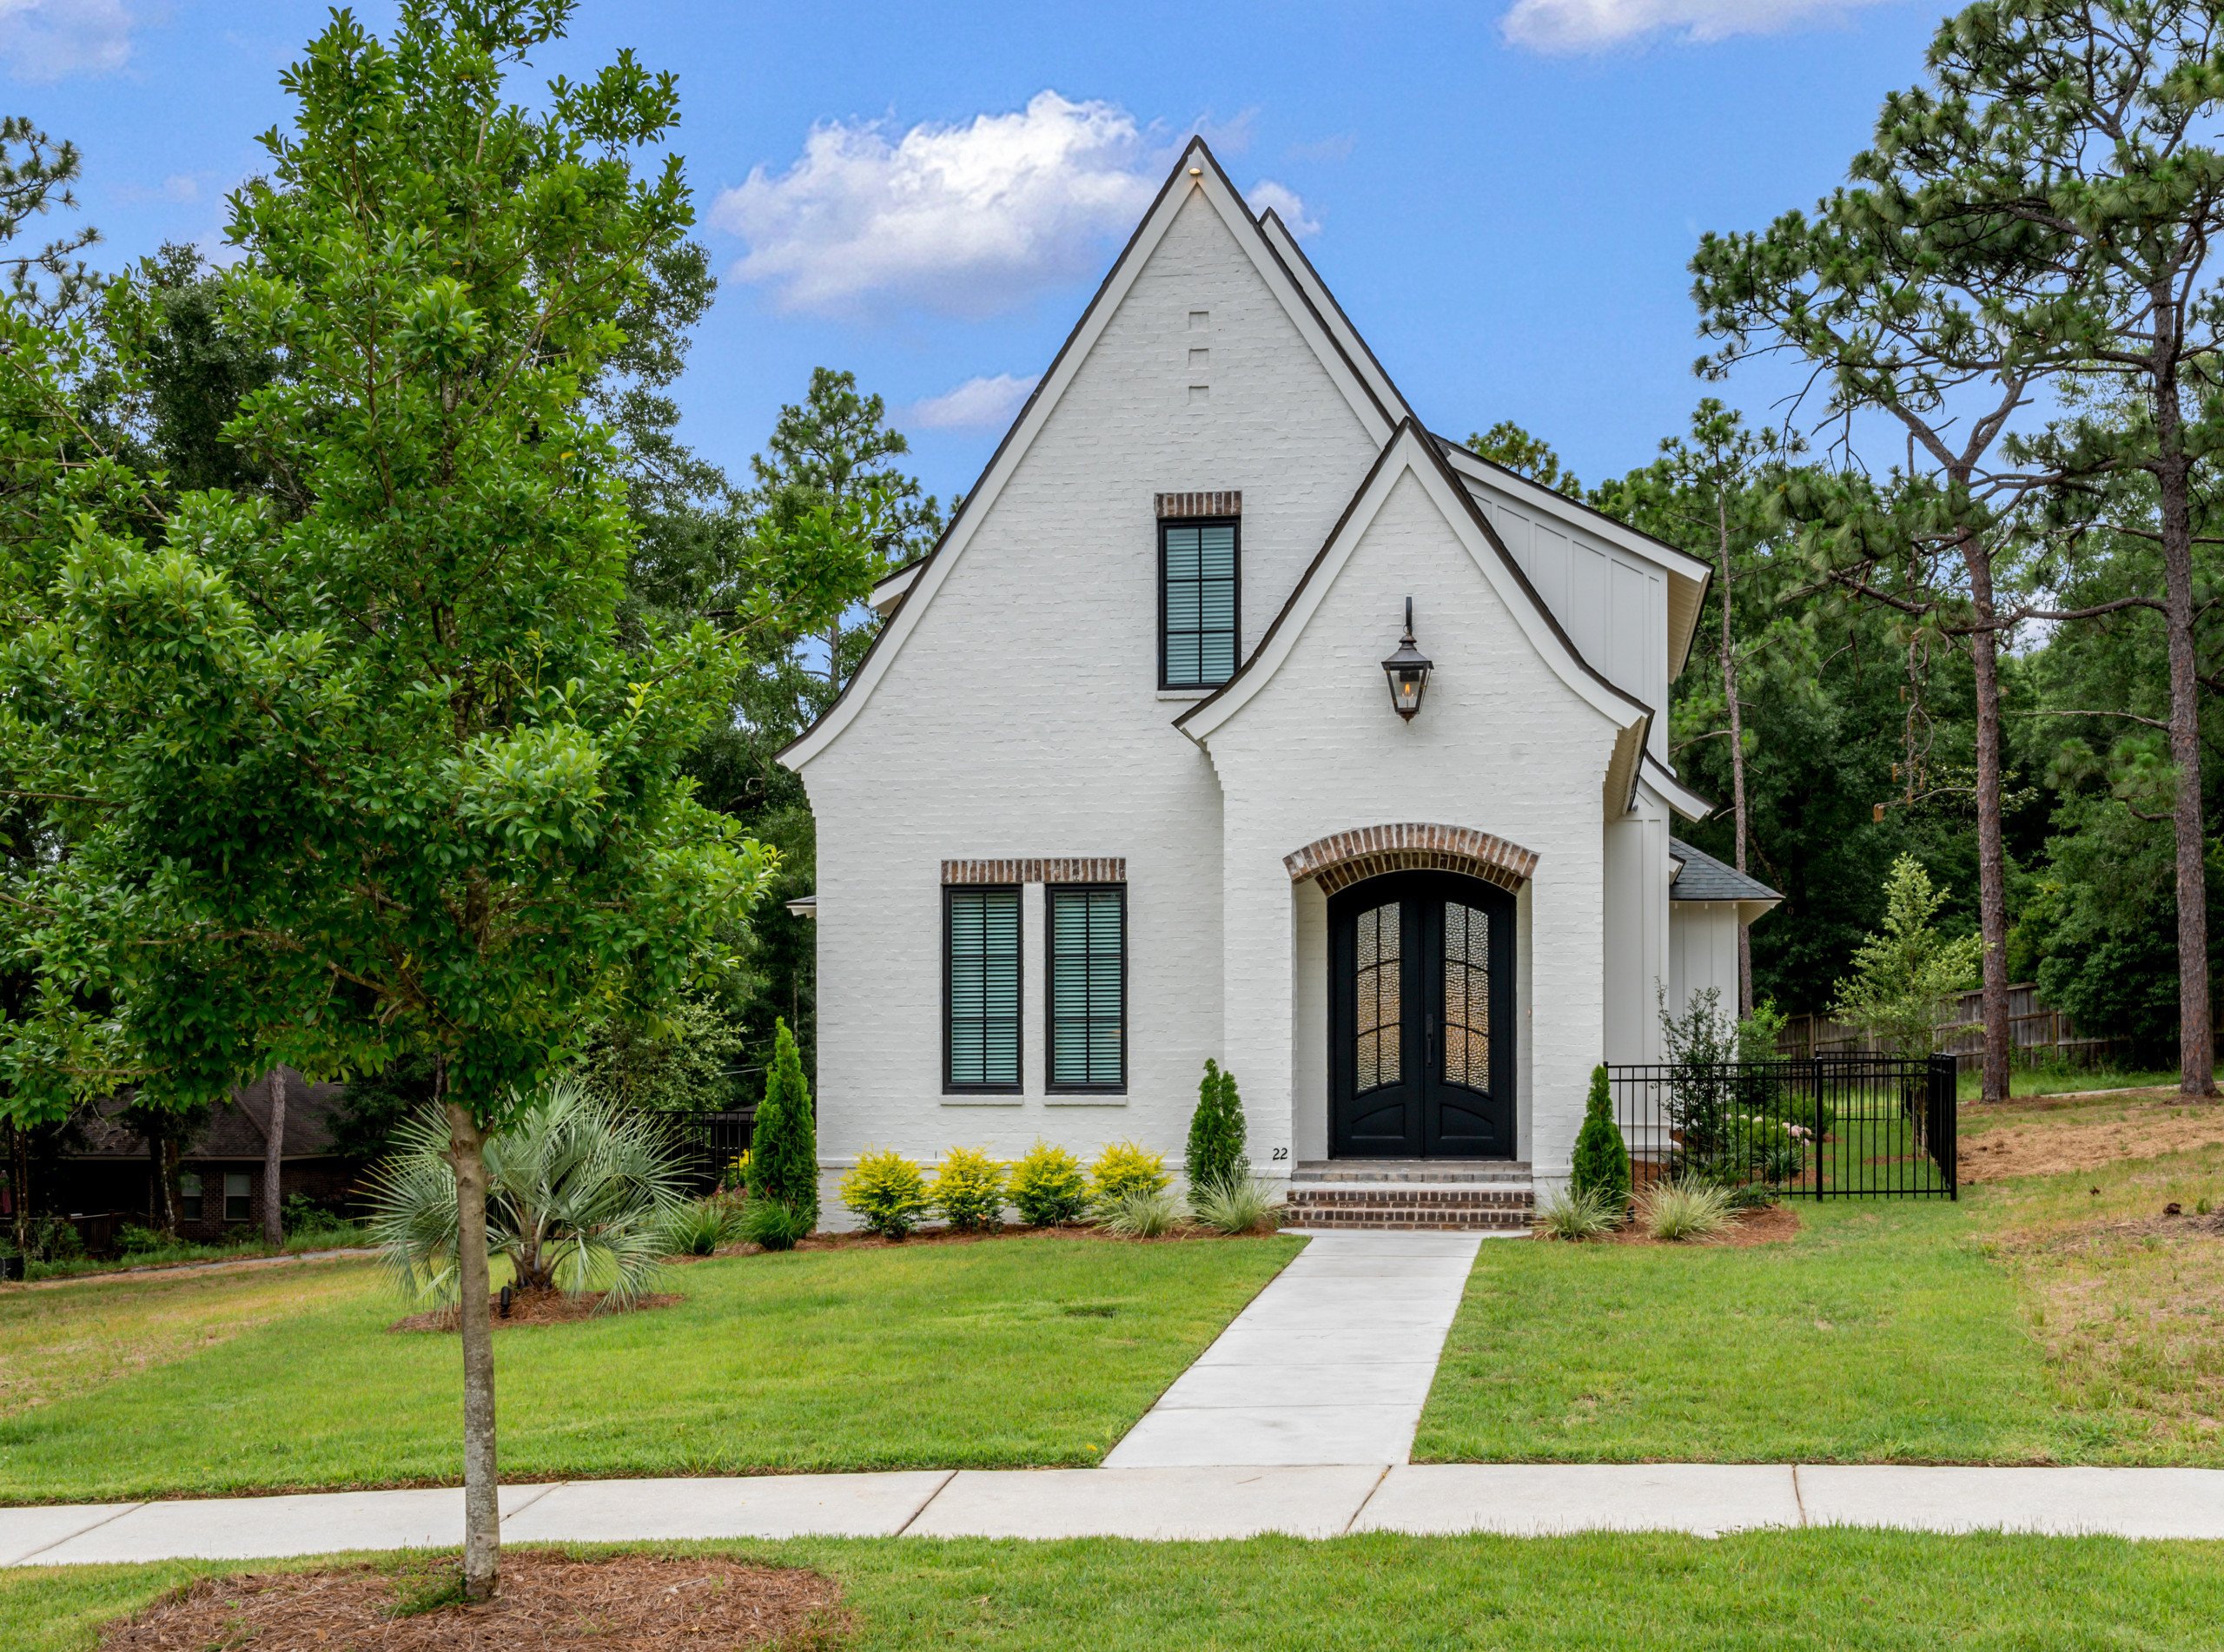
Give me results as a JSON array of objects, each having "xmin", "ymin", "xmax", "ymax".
[{"xmin": 1328, "ymin": 870, "xmax": 1516, "ymax": 1159}]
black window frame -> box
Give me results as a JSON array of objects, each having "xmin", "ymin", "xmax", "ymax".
[
  {"xmin": 943, "ymin": 883, "xmax": 1023, "ymax": 1094},
  {"xmin": 1045, "ymin": 882, "xmax": 1128, "ymax": 1094},
  {"xmin": 1158, "ymin": 515, "xmax": 1241, "ymax": 691}
]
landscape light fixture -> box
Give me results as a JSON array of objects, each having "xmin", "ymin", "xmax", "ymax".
[{"xmin": 1381, "ymin": 598, "xmax": 1433, "ymax": 721}]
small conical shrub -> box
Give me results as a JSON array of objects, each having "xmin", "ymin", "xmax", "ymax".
[
  {"xmin": 1184, "ymin": 1059, "xmax": 1248, "ymax": 1195},
  {"xmin": 1569, "ymin": 1064, "xmax": 1631, "ymax": 1213},
  {"xmin": 747, "ymin": 1020, "xmax": 819, "ymax": 1240}
]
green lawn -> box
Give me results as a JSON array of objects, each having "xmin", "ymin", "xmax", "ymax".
[
  {"xmin": 10, "ymin": 1532, "xmax": 2221, "ymax": 1651},
  {"xmin": 0, "ymin": 1232, "xmax": 1299, "ymax": 1503},
  {"xmin": 1415, "ymin": 1200, "xmax": 2097, "ymax": 1465},
  {"xmin": 1956, "ymin": 1067, "xmax": 2178, "ymax": 1102}
]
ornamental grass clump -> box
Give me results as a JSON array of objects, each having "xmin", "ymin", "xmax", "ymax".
[
  {"xmin": 369, "ymin": 1079, "xmax": 684, "ymax": 1312},
  {"xmin": 930, "ymin": 1146, "xmax": 1008, "ymax": 1232},
  {"xmin": 838, "ymin": 1150, "xmax": 931, "ymax": 1240},
  {"xmin": 662, "ymin": 1195, "xmax": 747, "ymax": 1257},
  {"xmin": 1099, "ymin": 1186, "xmax": 1183, "ymax": 1239},
  {"xmin": 1009, "ymin": 1140, "xmax": 1089, "ymax": 1226},
  {"xmin": 1636, "ymin": 1174, "xmax": 1735, "ymax": 1242},
  {"xmin": 1190, "ymin": 1173, "xmax": 1283, "ymax": 1235},
  {"xmin": 1530, "ymin": 1184, "xmax": 1621, "ymax": 1241},
  {"xmin": 1089, "ymin": 1140, "xmax": 1170, "ymax": 1211}
]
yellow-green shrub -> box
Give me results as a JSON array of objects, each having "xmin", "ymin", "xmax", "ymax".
[
  {"xmin": 1009, "ymin": 1140, "xmax": 1089, "ymax": 1226},
  {"xmin": 1090, "ymin": 1139, "xmax": 1170, "ymax": 1209},
  {"xmin": 930, "ymin": 1146, "xmax": 1008, "ymax": 1232},
  {"xmin": 838, "ymin": 1149, "xmax": 930, "ymax": 1240}
]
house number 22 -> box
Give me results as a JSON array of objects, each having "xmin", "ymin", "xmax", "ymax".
[{"xmin": 1271, "ymin": 1146, "xmax": 1288, "ymax": 1161}]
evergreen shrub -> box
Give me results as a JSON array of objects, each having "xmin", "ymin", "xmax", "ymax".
[
  {"xmin": 1569, "ymin": 1065, "xmax": 1632, "ymax": 1213},
  {"xmin": 839, "ymin": 1149, "xmax": 931, "ymax": 1239},
  {"xmin": 747, "ymin": 1019, "xmax": 819, "ymax": 1234},
  {"xmin": 1089, "ymin": 1140, "xmax": 1170, "ymax": 1208},
  {"xmin": 1184, "ymin": 1059, "xmax": 1248, "ymax": 1195},
  {"xmin": 930, "ymin": 1146, "xmax": 1008, "ymax": 1232},
  {"xmin": 1009, "ymin": 1140, "xmax": 1089, "ymax": 1226}
]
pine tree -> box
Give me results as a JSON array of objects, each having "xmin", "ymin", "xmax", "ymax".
[
  {"xmin": 1184, "ymin": 1059, "xmax": 1248, "ymax": 1193},
  {"xmin": 749, "ymin": 1020, "xmax": 819, "ymax": 1228},
  {"xmin": 1569, "ymin": 1066, "xmax": 1631, "ymax": 1210}
]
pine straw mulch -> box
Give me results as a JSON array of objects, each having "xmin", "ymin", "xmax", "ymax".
[
  {"xmin": 1959, "ymin": 1094, "xmax": 2224, "ymax": 1185},
  {"xmin": 387, "ymin": 1289, "xmax": 683, "ymax": 1334},
  {"xmin": 97, "ymin": 1550, "xmax": 846, "ymax": 1651},
  {"xmin": 1564, "ymin": 1203, "xmax": 1802, "ymax": 1249}
]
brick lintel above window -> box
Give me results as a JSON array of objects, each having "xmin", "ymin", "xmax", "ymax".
[
  {"xmin": 1155, "ymin": 491, "xmax": 1240, "ymax": 519},
  {"xmin": 943, "ymin": 858, "xmax": 1127, "ymax": 886}
]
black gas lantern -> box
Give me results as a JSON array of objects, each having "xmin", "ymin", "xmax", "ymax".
[{"xmin": 1380, "ymin": 598, "xmax": 1433, "ymax": 721}]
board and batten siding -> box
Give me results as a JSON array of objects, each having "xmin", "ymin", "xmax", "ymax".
[{"xmin": 1460, "ymin": 483, "xmax": 1671, "ymax": 762}]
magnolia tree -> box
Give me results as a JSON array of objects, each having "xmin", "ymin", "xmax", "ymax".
[{"xmin": 0, "ymin": 1, "xmax": 799, "ymax": 1601}]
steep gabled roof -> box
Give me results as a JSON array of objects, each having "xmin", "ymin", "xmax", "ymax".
[
  {"xmin": 778, "ymin": 137, "xmax": 1396, "ymax": 772},
  {"xmin": 1175, "ymin": 420, "xmax": 1655, "ymax": 757}
]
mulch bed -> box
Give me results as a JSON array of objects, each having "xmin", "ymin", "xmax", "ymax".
[
  {"xmin": 791, "ymin": 1221, "xmax": 1279, "ymax": 1251},
  {"xmin": 388, "ymin": 1289, "xmax": 683, "ymax": 1334},
  {"xmin": 1585, "ymin": 1204, "xmax": 1802, "ymax": 1249},
  {"xmin": 97, "ymin": 1551, "xmax": 844, "ymax": 1650}
]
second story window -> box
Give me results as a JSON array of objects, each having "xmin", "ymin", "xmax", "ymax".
[{"xmin": 1161, "ymin": 518, "xmax": 1239, "ymax": 689}]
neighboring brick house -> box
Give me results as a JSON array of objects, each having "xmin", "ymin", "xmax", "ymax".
[
  {"xmin": 55, "ymin": 1067, "xmax": 359, "ymax": 1240},
  {"xmin": 778, "ymin": 137, "xmax": 1781, "ymax": 1229}
]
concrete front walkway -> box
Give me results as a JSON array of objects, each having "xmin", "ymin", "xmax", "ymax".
[
  {"xmin": 1103, "ymin": 1229, "xmax": 1487, "ymax": 1468},
  {"xmin": 10, "ymin": 1464, "xmax": 2224, "ymax": 1563}
]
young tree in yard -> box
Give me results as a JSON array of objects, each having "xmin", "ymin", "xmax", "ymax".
[
  {"xmin": 0, "ymin": 1, "xmax": 773, "ymax": 1601},
  {"xmin": 1184, "ymin": 1059, "xmax": 1248, "ymax": 1194},
  {"xmin": 1775, "ymin": 0, "xmax": 2224, "ymax": 1093},
  {"xmin": 1834, "ymin": 856, "xmax": 1986, "ymax": 1055},
  {"xmin": 1596, "ymin": 401, "xmax": 1802, "ymax": 1013}
]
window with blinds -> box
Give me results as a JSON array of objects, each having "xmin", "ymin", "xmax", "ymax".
[
  {"xmin": 945, "ymin": 887, "xmax": 1021, "ymax": 1091},
  {"xmin": 1048, "ymin": 884, "xmax": 1125, "ymax": 1091},
  {"xmin": 1161, "ymin": 519, "xmax": 1239, "ymax": 689}
]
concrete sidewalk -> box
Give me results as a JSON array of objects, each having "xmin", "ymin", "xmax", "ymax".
[
  {"xmin": 10, "ymin": 1464, "xmax": 2224, "ymax": 1563},
  {"xmin": 1103, "ymin": 1229, "xmax": 1486, "ymax": 1468}
]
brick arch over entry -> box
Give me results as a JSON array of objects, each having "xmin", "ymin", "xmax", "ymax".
[{"xmin": 1284, "ymin": 824, "xmax": 1538, "ymax": 896}]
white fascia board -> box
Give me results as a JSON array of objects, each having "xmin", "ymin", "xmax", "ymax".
[
  {"xmin": 1438, "ymin": 441, "xmax": 1712, "ymax": 676},
  {"xmin": 1739, "ymin": 897, "xmax": 1784, "ymax": 926},
  {"xmin": 1257, "ymin": 211, "xmax": 1413, "ymax": 426},
  {"xmin": 1178, "ymin": 425, "xmax": 1648, "ymax": 746},
  {"xmin": 778, "ymin": 138, "xmax": 1395, "ymax": 773},
  {"xmin": 868, "ymin": 563, "xmax": 920, "ymax": 616},
  {"xmin": 1643, "ymin": 753, "xmax": 1714, "ymax": 823}
]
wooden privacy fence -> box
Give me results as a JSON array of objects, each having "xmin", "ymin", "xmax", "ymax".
[{"xmin": 1775, "ymin": 984, "xmax": 2114, "ymax": 1074}]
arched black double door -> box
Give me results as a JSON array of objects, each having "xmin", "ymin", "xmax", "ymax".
[{"xmin": 1328, "ymin": 870, "xmax": 1515, "ymax": 1160}]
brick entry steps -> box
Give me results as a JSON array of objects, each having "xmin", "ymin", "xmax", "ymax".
[{"xmin": 1285, "ymin": 1162, "xmax": 1533, "ymax": 1232}]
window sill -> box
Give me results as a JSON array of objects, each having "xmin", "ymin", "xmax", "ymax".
[
  {"xmin": 1156, "ymin": 689, "xmax": 1210, "ymax": 701},
  {"xmin": 1044, "ymin": 1094, "xmax": 1128, "ymax": 1105},
  {"xmin": 941, "ymin": 1096, "xmax": 1025, "ymax": 1106}
]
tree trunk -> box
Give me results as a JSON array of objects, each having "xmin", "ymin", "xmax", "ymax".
[
  {"xmin": 1718, "ymin": 492, "xmax": 1753, "ymax": 1015},
  {"xmin": 261, "ymin": 1067, "xmax": 288, "ymax": 1250},
  {"xmin": 2150, "ymin": 318, "xmax": 2215, "ymax": 1097},
  {"xmin": 443, "ymin": 1065, "xmax": 500, "ymax": 1602},
  {"xmin": 1961, "ymin": 528, "xmax": 2013, "ymax": 1107},
  {"xmin": 147, "ymin": 1122, "xmax": 178, "ymax": 1236},
  {"xmin": 160, "ymin": 1136, "xmax": 181, "ymax": 1236},
  {"xmin": 7, "ymin": 1117, "xmax": 26, "ymax": 1254}
]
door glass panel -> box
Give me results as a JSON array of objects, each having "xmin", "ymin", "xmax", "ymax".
[
  {"xmin": 1355, "ymin": 901, "xmax": 1400, "ymax": 1092},
  {"xmin": 1442, "ymin": 901, "xmax": 1490, "ymax": 1090}
]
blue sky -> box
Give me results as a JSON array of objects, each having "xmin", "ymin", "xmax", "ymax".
[{"xmin": 12, "ymin": 0, "xmax": 1951, "ymax": 506}]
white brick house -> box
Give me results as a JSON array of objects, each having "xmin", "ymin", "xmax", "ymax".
[{"xmin": 780, "ymin": 140, "xmax": 1777, "ymax": 1221}]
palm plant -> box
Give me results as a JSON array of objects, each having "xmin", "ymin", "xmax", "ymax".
[{"xmin": 369, "ymin": 1079, "xmax": 686, "ymax": 1312}]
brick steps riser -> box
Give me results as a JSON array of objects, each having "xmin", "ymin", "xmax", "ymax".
[{"xmin": 1285, "ymin": 1185, "xmax": 1534, "ymax": 1232}]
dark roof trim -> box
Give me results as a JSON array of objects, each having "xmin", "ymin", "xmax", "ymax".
[
  {"xmin": 1176, "ymin": 419, "xmax": 1655, "ymax": 733},
  {"xmin": 1258, "ymin": 209, "xmax": 1415, "ymax": 427},
  {"xmin": 1433, "ymin": 433, "xmax": 1716, "ymax": 586}
]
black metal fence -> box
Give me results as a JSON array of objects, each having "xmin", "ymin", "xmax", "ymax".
[
  {"xmin": 1602, "ymin": 1056, "xmax": 1957, "ymax": 1200},
  {"xmin": 654, "ymin": 1108, "xmax": 757, "ymax": 1195}
]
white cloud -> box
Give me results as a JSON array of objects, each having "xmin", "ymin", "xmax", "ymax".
[
  {"xmin": 906, "ymin": 372, "xmax": 1041, "ymax": 433},
  {"xmin": 1246, "ymin": 180, "xmax": 1320, "ymax": 238},
  {"xmin": 115, "ymin": 172, "xmax": 198, "ymax": 205},
  {"xmin": 1500, "ymin": 0, "xmax": 1896, "ymax": 50},
  {"xmin": 714, "ymin": 91, "xmax": 1162, "ymax": 318},
  {"xmin": 0, "ymin": 0, "xmax": 134, "ymax": 82}
]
